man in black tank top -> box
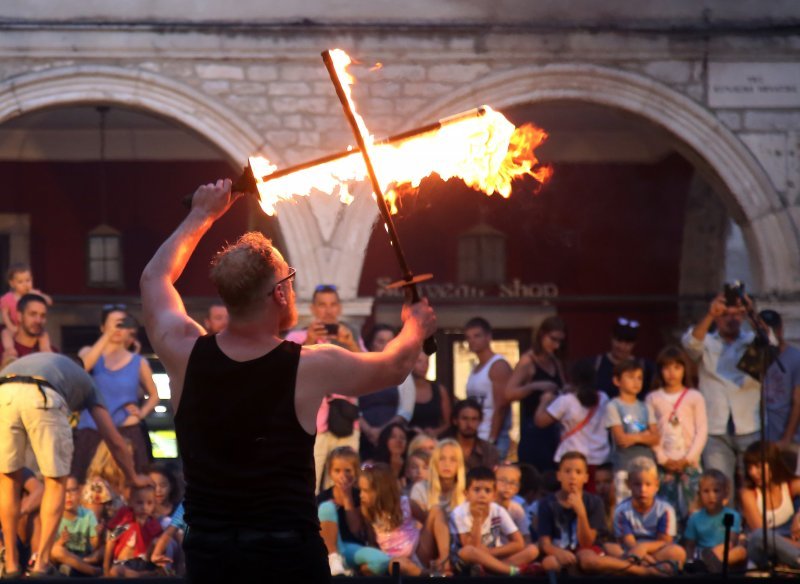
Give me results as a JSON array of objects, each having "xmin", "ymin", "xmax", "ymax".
[{"xmin": 140, "ymin": 179, "xmax": 437, "ymax": 583}]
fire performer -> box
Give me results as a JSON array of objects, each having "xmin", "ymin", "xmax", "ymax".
[{"xmin": 140, "ymin": 179, "xmax": 436, "ymax": 582}]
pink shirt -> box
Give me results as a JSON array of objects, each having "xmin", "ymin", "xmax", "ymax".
[
  {"xmin": 0, "ymin": 291, "xmax": 19, "ymax": 326},
  {"xmin": 285, "ymin": 328, "xmax": 359, "ymax": 434},
  {"xmin": 646, "ymin": 388, "xmax": 708, "ymax": 466},
  {"xmin": 373, "ymin": 497, "xmax": 420, "ymax": 558}
]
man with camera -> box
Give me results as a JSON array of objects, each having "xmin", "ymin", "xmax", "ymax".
[
  {"xmin": 682, "ymin": 282, "xmax": 760, "ymax": 490},
  {"xmin": 285, "ymin": 284, "xmax": 364, "ymax": 493}
]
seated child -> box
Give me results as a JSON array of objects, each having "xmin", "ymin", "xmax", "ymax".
[
  {"xmin": 103, "ymin": 485, "xmax": 163, "ymax": 577},
  {"xmin": 604, "ymin": 360, "xmax": 659, "ymax": 503},
  {"xmin": 612, "ymin": 457, "xmax": 686, "ymax": 575},
  {"xmin": 495, "ymin": 463, "xmax": 531, "ymax": 543},
  {"xmin": 594, "ymin": 462, "xmax": 615, "ymax": 534},
  {"xmin": 403, "ymin": 449, "xmax": 430, "ymax": 496},
  {"xmin": 317, "ymin": 447, "xmax": 389, "ymax": 576},
  {"xmin": 452, "ymin": 466, "xmax": 539, "ymax": 576},
  {"xmin": 51, "ymin": 476, "xmax": 101, "ymax": 576},
  {"xmin": 684, "ymin": 470, "xmax": 746, "ymax": 573},
  {"xmin": 151, "ymin": 501, "xmax": 187, "ymax": 576},
  {"xmin": 538, "ymin": 452, "xmax": 661, "ymax": 576},
  {"xmin": 360, "ymin": 462, "xmax": 427, "ymax": 576}
]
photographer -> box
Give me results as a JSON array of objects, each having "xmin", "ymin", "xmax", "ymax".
[
  {"xmin": 285, "ymin": 284, "xmax": 364, "ymax": 493},
  {"xmin": 71, "ymin": 306, "xmax": 159, "ymax": 481},
  {"xmin": 681, "ymin": 283, "xmax": 760, "ymax": 490}
]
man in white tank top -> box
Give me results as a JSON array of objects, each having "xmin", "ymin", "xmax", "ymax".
[{"xmin": 464, "ymin": 317, "xmax": 513, "ymax": 458}]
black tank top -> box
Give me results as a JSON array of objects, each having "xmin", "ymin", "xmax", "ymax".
[
  {"xmin": 175, "ymin": 336, "xmax": 318, "ymax": 531},
  {"xmin": 520, "ymin": 356, "xmax": 563, "ymax": 423},
  {"xmin": 410, "ymin": 381, "xmax": 443, "ymax": 430}
]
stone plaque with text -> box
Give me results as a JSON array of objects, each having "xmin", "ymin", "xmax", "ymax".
[{"xmin": 708, "ymin": 63, "xmax": 800, "ymax": 108}]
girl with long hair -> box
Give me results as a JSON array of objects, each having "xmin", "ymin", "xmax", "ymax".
[
  {"xmin": 409, "ymin": 439, "xmax": 467, "ymax": 575},
  {"xmin": 645, "ymin": 345, "xmax": 707, "ymax": 524},
  {"xmin": 740, "ymin": 441, "xmax": 800, "ymax": 569}
]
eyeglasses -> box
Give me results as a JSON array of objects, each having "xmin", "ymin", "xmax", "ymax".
[
  {"xmin": 496, "ymin": 478, "xmax": 520, "ymax": 486},
  {"xmin": 617, "ymin": 317, "xmax": 640, "ymax": 329},
  {"xmin": 267, "ymin": 267, "xmax": 296, "ymax": 296}
]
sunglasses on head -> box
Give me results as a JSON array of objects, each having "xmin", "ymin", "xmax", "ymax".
[
  {"xmin": 314, "ymin": 284, "xmax": 338, "ymax": 293},
  {"xmin": 102, "ymin": 303, "xmax": 127, "ymax": 311},
  {"xmin": 617, "ymin": 317, "xmax": 640, "ymax": 329}
]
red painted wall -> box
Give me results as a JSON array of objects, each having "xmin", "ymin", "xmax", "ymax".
[
  {"xmin": 0, "ymin": 161, "xmax": 280, "ymax": 297},
  {"xmin": 358, "ymin": 154, "xmax": 695, "ymax": 360}
]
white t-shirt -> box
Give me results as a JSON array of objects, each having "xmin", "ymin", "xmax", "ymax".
[
  {"xmin": 452, "ymin": 501, "xmax": 518, "ymax": 548},
  {"xmin": 547, "ymin": 392, "xmax": 610, "ymax": 465}
]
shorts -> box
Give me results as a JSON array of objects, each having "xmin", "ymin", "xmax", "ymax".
[{"xmin": 0, "ymin": 382, "xmax": 73, "ymax": 477}]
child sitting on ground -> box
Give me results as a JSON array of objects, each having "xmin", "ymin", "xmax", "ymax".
[
  {"xmin": 51, "ymin": 476, "xmax": 101, "ymax": 576},
  {"xmin": 150, "ymin": 502, "xmax": 186, "ymax": 576},
  {"xmin": 452, "ymin": 466, "xmax": 539, "ymax": 576},
  {"xmin": 495, "ymin": 463, "xmax": 531, "ymax": 543},
  {"xmin": 605, "ymin": 360, "xmax": 659, "ymax": 503},
  {"xmin": 317, "ymin": 447, "xmax": 388, "ymax": 577},
  {"xmin": 403, "ymin": 449, "xmax": 430, "ymax": 496},
  {"xmin": 684, "ymin": 470, "xmax": 746, "ymax": 573},
  {"xmin": 359, "ymin": 462, "xmax": 427, "ymax": 576},
  {"xmin": 538, "ymin": 452, "xmax": 661, "ymax": 576},
  {"xmin": 104, "ymin": 485, "xmax": 163, "ymax": 577},
  {"xmin": 594, "ymin": 462, "xmax": 615, "ymax": 534},
  {"xmin": 0, "ymin": 264, "xmax": 52, "ymax": 360},
  {"xmin": 612, "ymin": 457, "xmax": 686, "ymax": 575}
]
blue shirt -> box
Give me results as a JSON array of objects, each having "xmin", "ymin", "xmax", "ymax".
[
  {"xmin": 685, "ymin": 507, "xmax": 741, "ymax": 549},
  {"xmin": 614, "ymin": 497, "xmax": 677, "ymax": 541},
  {"xmin": 77, "ymin": 354, "xmax": 142, "ymax": 430},
  {"xmin": 537, "ymin": 492, "xmax": 608, "ymax": 549},
  {"xmin": 170, "ymin": 502, "xmax": 187, "ymax": 531},
  {"xmin": 764, "ymin": 346, "xmax": 800, "ymax": 443}
]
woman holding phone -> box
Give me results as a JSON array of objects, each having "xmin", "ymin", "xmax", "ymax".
[{"xmin": 71, "ymin": 305, "xmax": 159, "ymax": 481}]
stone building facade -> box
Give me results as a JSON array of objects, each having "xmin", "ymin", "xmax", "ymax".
[{"xmin": 0, "ymin": 1, "xmax": 799, "ymax": 345}]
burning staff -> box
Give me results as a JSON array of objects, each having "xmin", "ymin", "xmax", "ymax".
[
  {"xmin": 321, "ymin": 48, "xmax": 437, "ymax": 355},
  {"xmin": 182, "ymin": 107, "xmax": 488, "ymax": 208}
]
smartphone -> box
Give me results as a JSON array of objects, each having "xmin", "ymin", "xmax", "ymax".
[{"xmin": 324, "ymin": 323, "xmax": 339, "ymax": 335}]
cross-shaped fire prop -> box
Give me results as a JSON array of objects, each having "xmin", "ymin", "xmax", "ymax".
[{"xmin": 185, "ymin": 49, "xmax": 552, "ymax": 353}]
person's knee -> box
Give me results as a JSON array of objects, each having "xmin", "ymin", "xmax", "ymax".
[
  {"xmin": 577, "ymin": 550, "xmax": 598, "ymax": 571},
  {"xmin": 459, "ymin": 545, "xmax": 477, "ymax": 562},
  {"xmin": 523, "ymin": 544, "xmax": 539, "ymax": 562},
  {"xmin": 542, "ymin": 555, "xmax": 560, "ymax": 571}
]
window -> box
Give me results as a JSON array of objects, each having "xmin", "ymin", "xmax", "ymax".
[
  {"xmin": 457, "ymin": 222, "xmax": 506, "ymax": 285},
  {"xmin": 87, "ymin": 225, "xmax": 122, "ymax": 287}
]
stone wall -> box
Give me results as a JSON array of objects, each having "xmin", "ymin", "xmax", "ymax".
[{"xmin": 0, "ymin": 5, "xmax": 799, "ymax": 335}]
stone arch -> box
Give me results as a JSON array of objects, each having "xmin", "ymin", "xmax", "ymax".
[
  {"xmin": 382, "ymin": 63, "xmax": 796, "ymax": 294},
  {"xmin": 0, "ymin": 64, "xmax": 338, "ymax": 293}
]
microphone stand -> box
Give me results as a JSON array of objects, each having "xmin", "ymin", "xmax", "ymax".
[
  {"xmin": 722, "ymin": 512, "xmax": 734, "ymax": 579},
  {"xmin": 740, "ymin": 302, "xmax": 779, "ymax": 574}
]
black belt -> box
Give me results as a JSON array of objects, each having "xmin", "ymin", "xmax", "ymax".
[{"xmin": 0, "ymin": 375, "xmax": 58, "ymax": 409}]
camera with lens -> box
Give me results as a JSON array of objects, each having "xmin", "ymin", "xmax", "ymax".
[{"xmin": 723, "ymin": 281, "xmax": 745, "ymax": 307}]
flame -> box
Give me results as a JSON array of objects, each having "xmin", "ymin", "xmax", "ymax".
[
  {"xmin": 370, "ymin": 62, "xmax": 383, "ymax": 72},
  {"xmin": 250, "ymin": 49, "xmax": 551, "ymax": 216}
]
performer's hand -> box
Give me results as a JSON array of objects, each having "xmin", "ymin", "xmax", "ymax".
[
  {"xmin": 190, "ymin": 178, "xmax": 242, "ymax": 222},
  {"xmin": 401, "ymin": 298, "xmax": 437, "ymax": 339}
]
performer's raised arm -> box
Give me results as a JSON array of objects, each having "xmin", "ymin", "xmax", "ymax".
[{"xmin": 140, "ymin": 179, "xmax": 242, "ymax": 408}]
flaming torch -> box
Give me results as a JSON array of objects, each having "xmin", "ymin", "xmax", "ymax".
[{"xmin": 321, "ymin": 48, "xmax": 438, "ymax": 354}]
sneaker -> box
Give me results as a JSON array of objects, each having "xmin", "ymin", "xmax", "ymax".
[{"xmin": 328, "ymin": 552, "xmax": 348, "ymax": 576}]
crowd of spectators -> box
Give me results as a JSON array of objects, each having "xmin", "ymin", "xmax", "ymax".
[{"xmin": 1, "ymin": 265, "xmax": 800, "ymax": 577}]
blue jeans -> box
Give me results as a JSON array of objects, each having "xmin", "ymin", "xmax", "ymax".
[
  {"xmin": 748, "ymin": 528, "xmax": 800, "ymax": 568},
  {"xmin": 702, "ymin": 432, "xmax": 759, "ymax": 491},
  {"xmin": 318, "ymin": 501, "xmax": 390, "ymax": 575}
]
